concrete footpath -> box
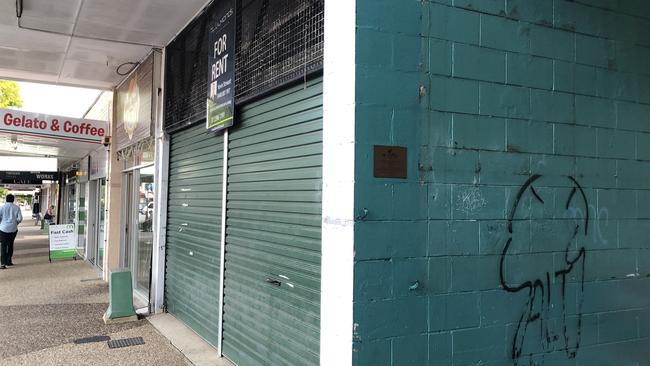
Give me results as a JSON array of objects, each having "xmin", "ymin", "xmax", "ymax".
[{"xmin": 0, "ymin": 217, "xmax": 190, "ymax": 366}]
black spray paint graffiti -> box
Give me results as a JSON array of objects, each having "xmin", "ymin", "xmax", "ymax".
[{"xmin": 499, "ymin": 175, "xmax": 587, "ymax": 366}]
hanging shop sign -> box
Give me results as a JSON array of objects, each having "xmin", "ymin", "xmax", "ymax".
[
  {"xmin": 115, "ymin": 54, "xmax": 154, "ymax": 151},
  {"xmin": 0, "ymin": 171, "xmax": 58, "ymax": 184},
  {"xmin": 49, "ymin": 224, "xmax": 77, "ymax": 260},
  {"xmin": 0, "ymin": 109, "xmax": 107, "ymax": 144},
  {"xmin": 89, "ymin": 147, "xmax": 107, "ymax": 180},
  {"xmin": 206, "ymin": 0, "xmax": 236, "ymax": 133}
]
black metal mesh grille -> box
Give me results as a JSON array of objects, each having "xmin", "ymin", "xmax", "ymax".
[{"xmin": 164, "ymin": 0, "xmax": 324, "ymax": 132}]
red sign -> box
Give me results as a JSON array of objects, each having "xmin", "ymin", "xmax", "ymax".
[{"xmin": 0, "ymin": 108, "xmax": 108, "ymax": 144}]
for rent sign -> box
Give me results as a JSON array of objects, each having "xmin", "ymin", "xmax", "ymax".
[
  {"xmin": 206, "ymin": 0, "xmax": 236, "ymax": 133},
  {"xmin": 0, "ymin": 109, "xmax": 107, "ymax": 144}
]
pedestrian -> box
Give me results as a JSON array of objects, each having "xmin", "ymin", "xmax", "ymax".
[
  {"xmin": 43, "ymin": 205, "xmax": 55, "ymax": 224},
  {"xmin": 0, "ymin": 194, "xmax": 22, "ymax": 269},
  {"xmin": 33, "ymin": 200, "xmax": 41, "ymax": 225}
]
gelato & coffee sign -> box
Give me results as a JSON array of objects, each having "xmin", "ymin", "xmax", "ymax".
[{"xmin": 0, "ymin": 109, "xmax": 107, "ymax": 143}]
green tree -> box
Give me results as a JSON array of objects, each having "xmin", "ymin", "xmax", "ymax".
[{"xmin": 0, "ymin": 80, "xmax": 23, "ymax": 108}]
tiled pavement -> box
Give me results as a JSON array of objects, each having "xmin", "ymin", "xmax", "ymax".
[{"xmin": 0, "ymin": 216, "xmax": 190, "ymax": 366}]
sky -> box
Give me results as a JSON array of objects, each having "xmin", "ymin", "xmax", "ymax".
[{"xmin": 14, "ymin": 81, "xmax": 102, "ymax": 118}]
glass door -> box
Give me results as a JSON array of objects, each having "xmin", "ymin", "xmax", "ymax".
[
  {"xmin": 96, "ymin": 179, "xmax": 106, "ymax": 269},
  {"xmin": 133, "ymin": 166, "xmax": 154, "ymax": 299}
]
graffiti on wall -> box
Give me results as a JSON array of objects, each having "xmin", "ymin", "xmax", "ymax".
[{"xmin": 500, "ymin": 175, "xmax": 588, "ymax": 365}]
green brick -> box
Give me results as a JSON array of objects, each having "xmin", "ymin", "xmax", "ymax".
[
  {"xmin": 506, "ymin": 0, "xmax": 553, "ymax": 25},
  {"xmin": 597, "ymin": 69, "xmax": 639, "ymax": 102},
  {"xmin": 453, "ymin": 43, "xmax": 505, "ymax": 83},
  {"xmin": 393, "ymin": 258, "xmax": 428, "ymax": 297},
  {"xmin": 617, "ymin": 101, "xmax": 650, "ymax": 132},
  {"xmin": 353, "ymin": 340, "xmax": 391, "ymax": 366},
  {"xmin": 452, "ymin": 185, "xmax": 506, "ymax": 220},
  {"xmin": 393, "ymin": 335, "xmax": 427, "ymax": 366},
  {"xmin": 428, "ymin": 3, "xmax": 480, "ymax": 44},
  {"xmin": 355, "ymin": 221, "xmax": 427, "ymax": 260},
  {"xmin": 454, "ymin": 0, "xmax": 504, "ymax": 15},
  {"xmin": 638, "ymin": 192, "xmax": 650, "ymax": 218},
  {"xmin": 427, "ymin": 183, "xmax": 452, "ymax": 219},
  {"xmin": 530, "ymin": 25, "xmax": 575, "ymax": 61},
  {"xmin": 450, "ymin": 255, "xmax": 500, "ymax": 291},
  {"xmin": 479, "ymin": 151, "xmax": 530, "ymax": 185},
  {"xmin": 554, "ymin": 124, "xmax": 598, "ymax": 157},
  {"xmin": 443, "ymin": 293, "xmax": 480, "ymax": 330},
  {"xmin": 576, "ymin": 95, "xmax": 615, "ymax": 128},
  {"xmin": 531, "ymin": 89, "xmax": 574, "ymax": 123},
  {"xmin": 597, "ymin": 188, "xmax": 637, "ymax": 219},
  {"xmin": 479, "ymin": 83, "xmax": 530, "ymax": 119},
  {"xmin": 640, "ymin": 75, "xmax": 650, "ymax": 104},
  {"xmin": 480, "ymin": 290, "xmax": 528, "ymax": 326},
  {"xmin": 428, "ymin": 38, "xmax": 451, "ymax": 76},
  {"xmin": 637, "ymin": 132, "xmax": 650, "ymax": 160},
  {"xmin": 356, "ymin": 68, "xmax": 420, "ymax": 108},
  {"xmin": 392, "ymin": 34, "xmax": 421, "ymax": 71},
  {"xmin": 617, "ymin": 159, "xmax": 650, "ymax": 189},
  {"xmin": 423, "ymin": 111, "xmax": 452, "ymax": 147},
  {"xmin": 427, "ymin": 147, "xmax": 479, "ymax": 184},
  {"xmin": 506, "ymin": 119, "xmax": 554, "ymax": 154},
  {"xmin": 598, "ymin": 310, "xmax": 639, "ymax": 343},
  {"xmin": 353, "ymin": 297, "xmax": 427, "ymax": 340},
  {"xmin": 530, "ymin": 154, "xmax": 576, "ymax": 186},
  {"xmin": 356, "ymin": 29, "xmax": 391, "ymax": 68},
  {"xmin": 597, "ymin": 128, "xmax": 635, "ymax": 159},
  {"xmin": 430, "ymin": 75, "xmax": 479, "ymax": 114},
  {"xmin": 481, "ymin": 14, "xmax": 530, "ymax": 53},
  {"xmin": 502, "ymin": 252, "xmax": 553, "ymax": 286},
  {"xmin": 553, "ymin": 61, "xmax": 600, "ymax": 95},
  {"xmin": 428, "ymin": 332, "xmax": 452, "ymax": 365},
  {"xmin": 507, "ymin": 53, "xmax": 553, "ymax": 90},
  {"xmin": 447, "ymin": 220, "xmax": 479, "ymax": 255},
  {"xmin": 357, "ymin": 0, "xmax": 422, "ymax": 35},
  {"xmin": 554, "ymin": 0, "xmax": 609, "ymax": 37},
  {"xmin": 354, "ymin": 260, "xmax": 393, "ymax": 301},
  {"xmin": 427, "ymin": 256, "xmax": 451, "ymax": 293},
  {"xmin": 452, "ymin": 326, "xmax": 506, "ymax": 365},
  {"xmin": 575, "ymin": 157, "xmax": 617, "ymax": 188},
  {"xmin": 576, "ymin": 34, "xmax": 613, "ymax": 68},
  {"xmin": 574, "ymin": 64, "xmax": 599, "ymax": 96},
  {"xmin": 452, "ymin": 114, "xmax": 505, "ymax": 151}
]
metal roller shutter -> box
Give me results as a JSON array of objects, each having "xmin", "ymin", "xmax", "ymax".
[
  {"xmin": 222, "ymin": 78, "xmax": 323, "ymax": 366},
  {"xmin": 165, "ymin": 124, "xmax": 223, "ymax": 347}
]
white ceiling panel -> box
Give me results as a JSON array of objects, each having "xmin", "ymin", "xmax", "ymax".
[
  {"xmin": 75, "ymin": 0, "xmax": 209, "ymax": 46},
  {"xmin": 0, "ymin": 0, "xmax": 210, "ymax": 89},
  {"xmin": 18, "ymin": 0, "xmax": 80, "ymax": 35}
]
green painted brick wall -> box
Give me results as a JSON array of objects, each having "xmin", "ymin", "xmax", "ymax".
[{"xmin": 353, "ymin": 0, "xmax": 650, "ymax": 365}]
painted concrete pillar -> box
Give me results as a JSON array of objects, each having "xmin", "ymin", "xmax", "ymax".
[{"xmin": 103, "ymin": 93, "xmax": 123, "ymax": 280}]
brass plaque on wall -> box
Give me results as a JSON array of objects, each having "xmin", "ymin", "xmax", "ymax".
[{"xmin": 373, "ymin": 145, "xmax": 407, "ymax": 178}]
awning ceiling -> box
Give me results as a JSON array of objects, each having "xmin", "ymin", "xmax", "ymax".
[
  {"xmin": 0, "ymin": 0, "xmax": 210, "ymax": 89},
  {"xmin": 0, "ymin": 0, "xmax": 211, "ymax": 166}
]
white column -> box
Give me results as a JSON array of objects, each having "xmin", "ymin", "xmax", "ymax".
[
  {"xmin": 320, "ymin": 1, "xmax": 356, "ymax": 365},
  {"xmin": 151, "ymin": 49, "xmax": 169, "ymax": 313}
]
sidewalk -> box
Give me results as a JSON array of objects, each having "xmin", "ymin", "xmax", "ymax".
[{"xmin": 0, "ymin": 218, "xmax": 190, "ymax": 366}]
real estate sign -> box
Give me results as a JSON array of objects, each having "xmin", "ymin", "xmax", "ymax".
[
  {"xmin": 49, "ymin": 224, "xmax": 76, "ymax": 260},
  {"xmin": 206, "ymin": 0, "xmax": 236, "ymax": 133}
]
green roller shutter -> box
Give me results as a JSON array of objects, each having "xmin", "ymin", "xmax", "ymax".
[
  {"xmin": 222, "ymin": 78, "xmax": 323, "ymax": 366},
  {"xmin": 165, "ymin": 124, "xmax": 223, "ymax": 347}
]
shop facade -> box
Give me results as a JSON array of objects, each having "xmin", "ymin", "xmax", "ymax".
[
  {"xmin": 111, "ymin": 51, "xmax": 163, "ymax": 310},
  {"xmin": 148, "ymin": 1, "xmax": 325, "ymax": 365}
]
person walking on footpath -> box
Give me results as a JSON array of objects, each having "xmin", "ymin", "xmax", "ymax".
[
  {"xmin": 0, "ymin": 194, "xmax": 22, "ymax": 269},
  {"xmin": 32, "ymin": 200, "xmax": 41, "ymax": 225}
]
